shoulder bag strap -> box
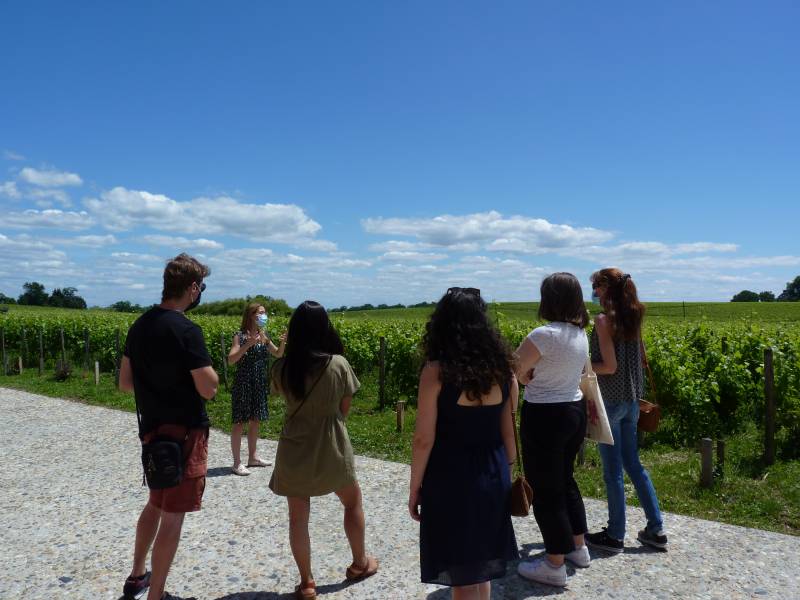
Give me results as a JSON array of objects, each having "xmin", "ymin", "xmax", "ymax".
[
  {"xmin": 640, "ymin": 339, "xmax": 657, "ymax": 398},
  {"xmin": 283, "ymin": 356, "xmax": 332, "ymax": 426}
]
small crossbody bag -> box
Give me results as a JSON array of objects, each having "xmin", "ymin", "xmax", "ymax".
[{"xmin": 135, "ymin": 393, "xmax": 187, "ymax": 490}]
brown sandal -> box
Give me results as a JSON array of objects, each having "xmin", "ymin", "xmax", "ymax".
[
  {"xmin": 346, "ymin": 555, "xmax": 379, "ymax": 581},
  {"xmin": 294, "ymin": 580, "xmax": 316, "ymax": 599}
]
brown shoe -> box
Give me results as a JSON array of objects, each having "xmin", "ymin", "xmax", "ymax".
[
  {"xmin": 346, "ymin": 555, "xmax": 379, "ymax": 581},
  {"xmin": 294, "ymin": 580, "xmax": 316, "ymax": 599}
]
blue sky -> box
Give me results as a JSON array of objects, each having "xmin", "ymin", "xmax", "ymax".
[{"xmin": 1, "ymin": 1, "xmax": 798, "ymax": 307}]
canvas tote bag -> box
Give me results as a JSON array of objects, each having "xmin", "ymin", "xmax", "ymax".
[{"xmin": 580, "ymin": 356, "xmax": 614, "ymax": 445}]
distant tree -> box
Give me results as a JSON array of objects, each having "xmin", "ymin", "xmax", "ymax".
[
  {"xmin": 758, "ymin": 291, "xmax": 775, "ymax": 302},
  {"xmin": 191, "ymin": 295, "xmax": 293, "ymax": 317},
  {"xmin": 110, "ymin": 300, "xmax": 144, "ymax": 313},
  {"xmin": 18, "ymin": 281, "xmax": 49, "ymax": 306},
  {"xmin": 777, "ymin": 276, "xmax": 800, "ymax": 302},
  {"xmin": 731, "ymin": 290, "xmax": 759, "ymax": 302},
  {"xmin": 0, "ymin": 292, "xmax": 16, "ymax": 305},
  {"xmin": 48, "ymin": 287, "xmax": 87, "ymax": 309}
]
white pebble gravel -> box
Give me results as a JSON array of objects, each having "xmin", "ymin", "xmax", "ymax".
[{"xmin": 0, "ymin": 387, "xmax": 797, "ymax": 599}]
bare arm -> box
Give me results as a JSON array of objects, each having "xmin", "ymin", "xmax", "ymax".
[
  {"xmin": 591, "ymin": 314, "xmax": 618, "ymax": 375},
  {"xmin": 500, "ymin": 378, "xmax": 518, "ymax": 465},
  {"xmin": 513, "ymin": 337, "xmax": 542, "ymax": 385},
  {"xmin": 118, "ymin": 356, "xmax": 134, "ymax": 392},
  {"xmin": 267, "ymin": 331, "xmax": 287, "ymax": 358},
  {"xmin": 340, "ymin": 394, "xmax": 353, "ymax": 417},
  {"xmin": 227, "ymin": 332, "xmax": 256, "ymax": 365},
  {"xmin": 191, "ymin": 365, "xmax": 219, "ymax": 400},
  {"xmin": 408, "ymin": 361, "xmax": 441, "ymax": 521}
]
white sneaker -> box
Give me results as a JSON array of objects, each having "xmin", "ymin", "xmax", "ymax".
[
  {"xmin": 565, "ymin": 545, "xmax": 590, "ymax": 568},
  {"xmin": 231, "ymin": 464, "xmax": 251, "ymax": 476},
  {"xmin": 517, "ymin": 557, "xmax": 567, "ymax": 587}
]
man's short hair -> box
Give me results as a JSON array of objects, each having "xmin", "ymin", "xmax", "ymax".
[{"xmin": 162, "ymin": 253, "xmax": 211, "ymax": 302}]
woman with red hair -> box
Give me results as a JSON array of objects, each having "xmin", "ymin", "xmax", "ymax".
[{"xmin": 585, "ymin": 269, "xmax": 667, "ymax": 554}]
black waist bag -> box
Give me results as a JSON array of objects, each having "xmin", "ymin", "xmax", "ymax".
[{"xmin": 141, "ymin": 436, "xmax": 184, "ymax": 490}]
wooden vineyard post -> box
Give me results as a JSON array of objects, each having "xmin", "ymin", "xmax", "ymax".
[
  {"xmin": 379, "ymin": 336, "xmax": 386, "ymax": 410},
  {"xmin": 94, "ymin": 361, "xmax": 100, "ymax": 386},
  {"xmin": 764, "ymin": 347, "xmax": 776, "ymax": 466},
  {"xmin": 21, "ymin": 327, "xmax": 28, "ymax": 370},
  {"xmin": 700, "ymin": 437, "xmax": 713, "ymax": 488},
  {"xmin": 396, "ymin": 400, "xmax": 406, "ymax": 432},
  {"xmin": 1, "ymin": 328, "xmax": 6, "ymax": 375},
  {"xmin": 38, "ymin": 328, "xmax": 44, "ymax": 375},
  {"xmin": 220, "ymin": 332, "xmax": 229, "ymax": 391},
  {"xmin": 114, "ymin": 328, "xmax": 121, "ymax": 387},
  {"xmin": 682, "ymin": 301, "xmax": 686, "ymax": 318},
  {"xmin": 83, "ymin": 327, "xmax": 91, "ymax": 373},
  {"xmin": 59, "ymin": 327, "xmax": 66, "ymax": 369}
]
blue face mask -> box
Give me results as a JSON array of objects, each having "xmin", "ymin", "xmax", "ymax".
[
  {"xmin": 256, "ymin": 314, "xmax": 268, "ymax": 328},
  {"xmin": 591, "ymin": 291, "xmax": 601, "ymax": 304}
]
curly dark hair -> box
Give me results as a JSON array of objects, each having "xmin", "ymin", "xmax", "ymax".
[{"xmin": 422, "ymin": 288, "xmax": 512, "ymax": 402}]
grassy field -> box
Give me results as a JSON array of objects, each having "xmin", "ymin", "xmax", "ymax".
[
  {"xmin": 1, "ymin": 368, "xmax": 797, "ymax": 536},
  {"xmin": 332, "ymin": 301, "xmax": 800, "ymax": 322}
]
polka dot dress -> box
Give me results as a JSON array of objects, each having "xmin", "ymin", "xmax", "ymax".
[{"xmin": 230, "ymin": 331, "xmax": 270, "ymax": 423}]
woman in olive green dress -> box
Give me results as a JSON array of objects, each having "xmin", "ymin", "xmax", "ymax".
[{"xmin": 270, "ymin": 300, "xmax": 378, "ymax": 600}]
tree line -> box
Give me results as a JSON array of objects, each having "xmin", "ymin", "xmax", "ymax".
[
  {"xmin": 0, "ymin": 281, "xmax": 88, "ymax": 309},
  {"xmin": 731, "ymin": 276, "xmax": 800, "ymax": 302}
]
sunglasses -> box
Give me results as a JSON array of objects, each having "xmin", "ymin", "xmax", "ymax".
[
  {"xmin": 447, "ymin": 287, "xmax": 481, "ymax": 297},
  {"xmin": 196, "ymin": 282, "xmax": 206, "ymax": 292},
  {"xmin": 591, "ymin": 282, "xmax": 603, "ymax": 290}
]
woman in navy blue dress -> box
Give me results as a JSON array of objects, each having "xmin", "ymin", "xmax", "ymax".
[{"xmin": 409, "ymin": 287, "xmax": 519, "ymax": 600}]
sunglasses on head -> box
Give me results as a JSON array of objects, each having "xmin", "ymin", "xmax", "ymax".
[{"xmin": 447, "ymin": 287, "xmax": 480, "ymax": 297}]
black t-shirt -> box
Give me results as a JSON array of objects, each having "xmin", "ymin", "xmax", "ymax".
[{"xmin": 124, "ymin": 307, "xmax": 213, "ymax": 438}]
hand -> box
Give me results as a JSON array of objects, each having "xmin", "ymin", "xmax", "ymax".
[
  {"xmin": 245, "ymin": 331, "xmax": 259, "ymax": 348},
  {"xmin": 408, "ymin": 487, "xmax": 421, "ymax": 522},
  {"xmin": 518, "ymin": 368, "xmax": 535, "ymax": 385},
  {"xmin": 587, "ymin": 396, "xmax": 599, "ymax": 424},
  {"xmin": 279, "ymin": 330, "xmax": 287, "ymax": 344}
]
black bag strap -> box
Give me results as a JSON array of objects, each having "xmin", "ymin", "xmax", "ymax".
[{"xmin": 282, "ymin": 356, "xmax": 332, "ymax": 427}]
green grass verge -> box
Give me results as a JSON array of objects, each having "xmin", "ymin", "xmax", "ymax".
[{"xmin": 2, "ymin": 369, "xmax": 797, "ymax": 536}]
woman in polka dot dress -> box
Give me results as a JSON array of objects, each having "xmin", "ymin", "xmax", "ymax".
[
  {"xmin": 585, "ymin": 269, "xmax": 667, "ymax": 554},
  {"xmin": 227, "ymin": 303, "xmax": 287, "ymax": 476}
]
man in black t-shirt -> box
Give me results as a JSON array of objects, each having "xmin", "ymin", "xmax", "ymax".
[{"xmin": 118, "ymin": 253, "xmax": 218, "ymax": 600}]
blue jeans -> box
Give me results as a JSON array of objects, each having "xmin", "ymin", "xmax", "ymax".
[{"xmin": 598, "ymin": 400, "xmax": 663, "ymax": 539}]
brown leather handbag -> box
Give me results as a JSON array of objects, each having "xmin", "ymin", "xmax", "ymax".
[
  {"xmin": 638, "ymin": 342, "xmax": 661, "ymax": 433},
  {"xmin": 510, "ymin": 411, "xmax": 533, "ymax": 517}
]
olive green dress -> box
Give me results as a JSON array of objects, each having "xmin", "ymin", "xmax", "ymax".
[{"xmin": 269, "ymin": 354, "xmax": 360, "ymax": 497}]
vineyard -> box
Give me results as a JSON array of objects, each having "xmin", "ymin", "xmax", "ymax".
[{"xmin": 1, "ymin": 304, "xmax": 799, "ymax": 457}]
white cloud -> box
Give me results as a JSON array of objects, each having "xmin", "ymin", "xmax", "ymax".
[
  {"xmin": 3, "ymin": 209, "xmax": 94, "ymax": 231},
  {"xmin": 28, "ymin": 188, "xmax": 72, "ymax": 207},
  {"xmin": 363, "ymin": 211, "xmax": 613, "ymax": 251},
  {"xmin": 57, "ymin": 234, "xmax": 118, "ymax": 248},
  {"xmin": 142, "ymin": 234, "xmax": 224, "ymax": 250},
  {"xmin": 0, "ymin": 181, "xmax": 21, "ymax": 199},
  {"xmin": 3, "ymin": 150, "xmax": 25, "ymax": 161},
  {"xmin": 84, "ymin": 187, "xmax": 334, "ymax": 248},
  {"xmin": 111, "ymin": 252, "xmax": 163, "ymax": 262},
  {"xmin": 19, "ymin": 167, "xmax": 83, "ymax": 187},
  {"xmin": 674, "ymin": 242, "xmax": 738, "ymax": 254},
  {"xmin": 379, "ymin": 251, "xmax": 449, "ymax": 262}
]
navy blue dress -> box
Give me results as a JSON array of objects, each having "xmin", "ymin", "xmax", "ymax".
[{"xmin": 419, "ymin": 382, "xmax": 519, "ymax": 586}]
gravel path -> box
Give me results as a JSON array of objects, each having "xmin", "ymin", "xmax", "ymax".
[{"xmin": 0, "ymin": 387, "xmax": 797, "ymax": 600}]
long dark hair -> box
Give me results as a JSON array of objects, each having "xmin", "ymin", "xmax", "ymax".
[
  {"xmin": 591, "ymin": 268, "xmax": 645, "ymax": 341},
  {"xmin": 422, "ymin": 288, "xmax": 512, "ymax": 402},
  {"xmin": 538, "ymin": 272, "xmax": 590, "ymax": 329},
  {"xmin": 277, "ymin": 300, "xmax": 344, "ymax": 399}
]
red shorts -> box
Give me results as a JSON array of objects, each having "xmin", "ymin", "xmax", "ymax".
[{"xmin": 144, "ymin": 425, "xmax": 209, "ymax": 513}]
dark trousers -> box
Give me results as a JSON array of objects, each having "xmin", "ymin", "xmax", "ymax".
[{"xmin": 520, "ymin": 399, "xmax": 588, "ymax": 555}]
